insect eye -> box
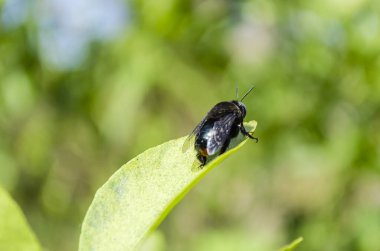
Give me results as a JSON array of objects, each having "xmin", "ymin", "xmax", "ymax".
[{"xmin": 239, "ymin": 103, "xmax": 246, "ymax": 117}]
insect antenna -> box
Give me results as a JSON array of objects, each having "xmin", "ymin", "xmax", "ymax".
[
  {"xmin": 235, "ymin": 83, "xmax": 239, "ymax": 99},
  {"xmin": 240, "ymin": 85, "xmax": 255, "ymax": 101}
]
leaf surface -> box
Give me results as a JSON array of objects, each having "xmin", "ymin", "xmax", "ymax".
[
  {"xmin": 79, "ymin": 121, "xmax": 257, "ymax": 251},
  {"xmin": 0, "ymin": 187, "xmax": 42, "ymax": 251}
]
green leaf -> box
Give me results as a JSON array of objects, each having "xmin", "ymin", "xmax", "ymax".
[
  {"xmin": 0, "ymin": 187, "xmax": 42, "ymax": 251},
  {"xmin": 79, "ymin": 120, "xmax": 257, "ymax": 251},
  {"xmin": 279, "ymin": 237, "xmax": 303, "ymax": 251}
]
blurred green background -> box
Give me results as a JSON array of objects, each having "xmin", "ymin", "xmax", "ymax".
[{"xmin": 1, "ymin": 0, "xmax": 380, "ymax": 250}]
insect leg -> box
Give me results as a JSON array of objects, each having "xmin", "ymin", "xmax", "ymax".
[
  {"xmin": 239, "ymin": 123, "xmax": 258, "ymax": 143},
  {"xmin": 219, "ymin": 138, "xmax": 231, "ymax": 155},
  {"xmin": 197, "ymin": 153, "xmax": 207, "ymax": 168}
]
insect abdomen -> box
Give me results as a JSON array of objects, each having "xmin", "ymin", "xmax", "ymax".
[{"xmin": 195, "ymin": 122, "xmax": 218, "ymax": 156}]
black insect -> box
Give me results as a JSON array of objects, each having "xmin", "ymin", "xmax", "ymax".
[{"xmin": 185, "ymin": 86, "xmax": 258, "ymax": 167}]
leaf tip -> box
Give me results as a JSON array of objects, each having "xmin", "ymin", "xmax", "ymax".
[{"xmin": 279, "ymin": 237, "xmax": 303, "ymax": 251}]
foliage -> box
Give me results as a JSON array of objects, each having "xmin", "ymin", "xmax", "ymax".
[
  {"xmin": 0, "ymin": 186, "xmax": 41, "ymax": 251},
  {"xmin": 1, "ymin": 0, "xmax": 380, "ymax": 250},
  {"xmin": 79, "ymin": 122, "xmax": 256, "ymax": 251},
  {"xmin": 279, "ymin": 237, "xmax": 303, "ymax": 251}
]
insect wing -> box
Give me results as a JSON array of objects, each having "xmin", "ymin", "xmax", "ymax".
[
  {"xmin": 182, "ymin": 116, "xmax": 207, "ymax": 152},
  {"xmin": 206, "ymin": 113, "xmax": 236, "ymax": 155},
  {"xmin": 207, "ymin": 102, "xmax": 238, "ymax": 119},
  {"xmin": 182, "ymin": 101, "xmax": 238, "ymax": 153}
]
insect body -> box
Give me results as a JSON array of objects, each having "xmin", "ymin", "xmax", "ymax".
[{"xmin": 187, "ymin": 86, "xmax": 258, "ymax": 167}]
